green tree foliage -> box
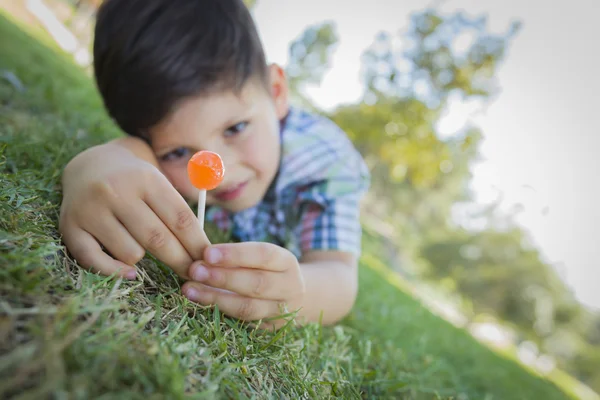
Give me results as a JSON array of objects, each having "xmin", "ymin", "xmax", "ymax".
[
  {"xmin": 309, "ymin": 8, "xmax": 599, "ymax": 391},
  {"xmin": 362, "ymin": 11, "xmax": 520, "ymax": 104},
  {"xmin": 329, "ymin": 10, "xmax": 518, "ymax": 270},
  {"xmin": 338, "ymin": 10, "xmax": 519, "ymax": 200},
  {"xmin": 285, "ymin": 21, "xmax": 338, "ymax": 110},
  {"xmin": 420, "ymin": 226, "xmax": 580, "ymax": 336}
]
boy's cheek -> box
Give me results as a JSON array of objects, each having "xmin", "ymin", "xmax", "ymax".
[{"xmin": 161, "ymin": 167, "xmax": 196, "ymax": 200}]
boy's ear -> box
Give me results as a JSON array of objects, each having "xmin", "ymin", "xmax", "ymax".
[{"xmin": 268, "ymin": 64, "xmax": 290, "ymax": 119}]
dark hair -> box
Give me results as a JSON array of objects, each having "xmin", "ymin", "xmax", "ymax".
[{"xmin": 93, "ymin": 0, "xmax": 268, "ymax": 138}]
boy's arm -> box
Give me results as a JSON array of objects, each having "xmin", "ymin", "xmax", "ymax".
[
  {"xmin": 108, "ymin": 136, "xmax": 161, "ymax": 168},
  {"xmin": 297, "ymin": 251, "xmax": 358, "ymax": 325}
]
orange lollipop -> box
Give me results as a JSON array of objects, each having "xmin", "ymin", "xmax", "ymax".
[
  {"xmin": 187, "ymin": 150, "xmax": 225, "ymax": 228},
  {"xmin": 188, "ymin": 151, "xmax": 225, "ymax": 190}
]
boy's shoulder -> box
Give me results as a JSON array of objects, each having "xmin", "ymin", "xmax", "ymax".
[
  {"xmin": 279, "ymin": 105, "xmax": 351, "ymax": 155},
  {"xmin": 275, "ymin": 106, "xmax": 369, "ymax": 193}
]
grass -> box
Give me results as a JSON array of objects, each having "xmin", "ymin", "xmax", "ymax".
[{"xmin": 0, "ymin": 11, "xmax": 581, "ymax": 399}]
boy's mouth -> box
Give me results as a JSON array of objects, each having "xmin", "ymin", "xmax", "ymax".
[{"xmin": 213, "ymin": 181, "xmax": 248, "ymax": 202}]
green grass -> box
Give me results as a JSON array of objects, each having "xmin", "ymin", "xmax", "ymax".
[{"xmin": 0, "ymin": 12, "xmax": 579, "ymax": 399}]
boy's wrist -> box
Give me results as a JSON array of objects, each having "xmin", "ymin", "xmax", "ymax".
[
  {"xmin": 294, "ymin": 259, "xmax": 358, "ymax": 326},
  {"xmin": 62, "ymin": 136, "xmax": 159, "ymax": 189}
]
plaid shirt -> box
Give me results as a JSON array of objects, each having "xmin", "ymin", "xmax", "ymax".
[{"xmin": 206, "ymin": 106, "xmax": 370, "ymax": 257}]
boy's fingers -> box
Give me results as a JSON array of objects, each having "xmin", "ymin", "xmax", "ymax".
[
  {"xmin": 189, "ymin": 263, "xmax": 287, "ymax": 300},
  {"xmin": 144, "ymin": 180, "xmax": 211, "ymax": 261},
  {"xmin": 62, "ymin": 227, "xmax": 138, "ymax": 279},
  {"xmin": 84, "ymin": 212, "xmax": 146, "ymax": 266},
  {"xmin": 113, "ymin": 200, "xmax": 193, "ymax": 278},
  {"xmin": 181, "ymin": 282, "xmax": 285, "ymax": 322},
  {"xmin": 204, "ymin": 242, "xmax": 293, "ymax": 272}
]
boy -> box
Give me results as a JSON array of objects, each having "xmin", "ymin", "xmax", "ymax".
[{"xmin": 59, "ymin": 0, "xmax": 370, "ymax": 329}]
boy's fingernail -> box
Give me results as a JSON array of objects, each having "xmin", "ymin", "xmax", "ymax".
[
  {"xmin": 192, "ymin": 264, "xmax": 209, "ymax": 281},
  {"xmin": 184, "ymin": 287, "xmax": 199, "ymax": 301},
  {"xmin": 125, "ymin": 269, "xmax": 137, "ymax": 280},
  {"xmin": 206, "ymin": 248, "xmax": 222, "ymax": 264}
]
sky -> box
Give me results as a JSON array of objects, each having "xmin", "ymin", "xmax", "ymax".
[{"xmin": 252, "ymin": 0, "xmax": 600, "ymax": 310}]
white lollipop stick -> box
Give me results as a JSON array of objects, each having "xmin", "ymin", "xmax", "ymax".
[{"xmin": 197, "ymin": 189, "xmax": 206, "ymax": 229}]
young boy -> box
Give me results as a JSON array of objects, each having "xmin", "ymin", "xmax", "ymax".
[{"xmin": 59, "ymin": 0, "xmax": 370, "ymax": 329}]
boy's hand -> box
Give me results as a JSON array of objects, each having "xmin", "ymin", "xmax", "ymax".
[
  {"xmin": 182, "ymin": 242, "xmax": 306, "ymax": 329},
  {"xmin": 59, "ymin": 140, "xmax": 210, "ymax": 279}
]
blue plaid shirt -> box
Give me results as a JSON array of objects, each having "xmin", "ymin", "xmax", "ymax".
[{"xmin": 206, "ymin": 106, "xmax": 370, "ymax": 257}]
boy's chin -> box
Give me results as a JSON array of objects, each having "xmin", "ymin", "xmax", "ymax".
[
  {"xmin": 208, "ymin": 180, "xmax": 269, "ymax": 212},
  {"xmin": 220, "ymin": 195, "xmax": 260, "ymax": 213}
]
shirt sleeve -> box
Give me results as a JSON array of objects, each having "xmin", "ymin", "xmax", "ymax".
[{"xmin": 292, "ymin": 153, "xmax": 370, "ymax": 256}]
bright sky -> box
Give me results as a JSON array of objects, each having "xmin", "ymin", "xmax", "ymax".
[{"xmin": 253, "ymin": 0, "xmax": 600, "ymax": 310}]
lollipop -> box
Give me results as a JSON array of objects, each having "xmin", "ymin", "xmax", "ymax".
[{"xmin": 187, "ymin": 150, "xmax": 225, "ymax": 229}]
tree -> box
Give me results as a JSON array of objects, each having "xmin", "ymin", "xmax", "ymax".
[
  {"xmin": 328, "ymin": 10, "xmax": 518, "ymax": 273},
  {"xmin": 285, "ymin": 21, "xmax": 339, "ymax": 110},
  {"xmin": 361, "ymin": 10, "xmax": 520, "ymax": 105},
  {"xmin": 420, "ymin": 224, "xmax": 582, "ymax": 340},
  {"xmin": 327, "ymin": 9, "xmax": 599, "ymax": 391}
]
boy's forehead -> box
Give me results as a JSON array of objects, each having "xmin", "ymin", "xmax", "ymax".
[
  {"xmin": 190, "ymin": 83, "xmax": 264, "ymax": 121},
  {"xmin": 149, "ymin": 81, "xmax": 266, "ymax": 145}
]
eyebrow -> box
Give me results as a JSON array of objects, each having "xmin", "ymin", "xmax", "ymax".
[
  {"xmin": 216, "ymin": 103, "xmax": 255, "ymax": 133},
  {"xmin": 152, "ymin": 90, "xmax": 256, "ymax": 153}
]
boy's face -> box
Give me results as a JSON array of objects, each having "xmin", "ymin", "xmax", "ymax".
[{"xmin": 149, "ymin": 65, "xmax": 289, "ymax": 212}]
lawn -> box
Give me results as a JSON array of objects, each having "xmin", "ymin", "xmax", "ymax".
[{"xmin": 0, "ymin": 12, "xmax": 578, "ymax": 399}]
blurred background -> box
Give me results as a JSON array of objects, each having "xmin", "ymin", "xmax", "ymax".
[{"xmin": 2, "ymin": 0, "xmax": 598, "ymax": 394}]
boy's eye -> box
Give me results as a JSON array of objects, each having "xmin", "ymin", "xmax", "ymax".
[
  {"xmin": 160, "ymin": 147, "xmax": 191, "ymax": 162},
  {"xmin": 224, "ymin": 121, "xmax": 248, "ymax": 138}
]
